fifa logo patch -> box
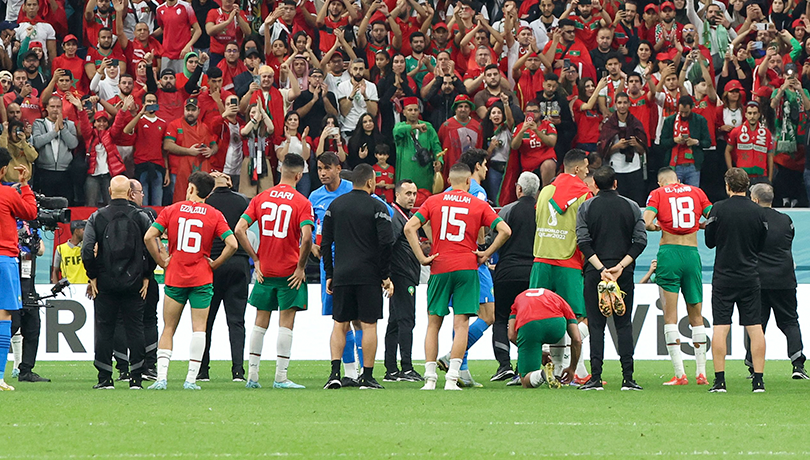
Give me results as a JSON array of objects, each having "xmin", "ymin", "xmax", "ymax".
[{"xmin": 408, "ymin": 286, "xmax": 415, "ymax": 296}]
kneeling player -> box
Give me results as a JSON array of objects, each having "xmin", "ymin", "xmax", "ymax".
[
  {"xmin": 508, "ymin": 288, "xmax": 582, "ymax": 388},
  {"xmin": 404, "ymin": 163, "xmax": 511, "ymax": 390},
  {"xmin": 644, "ymin": 167, "xmax": 712, "ymax": 385},
  {"xmin": 144, "ymin": 172, "xmax": 238, "ymax": 390},
  {"xmin": 235, "ymin": 154, "xmax": 314, "ymax": 389}
]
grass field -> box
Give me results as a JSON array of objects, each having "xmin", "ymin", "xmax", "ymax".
[{"xmin": 1, "ymin": 359, "xmax": 808, "ymax": 459}]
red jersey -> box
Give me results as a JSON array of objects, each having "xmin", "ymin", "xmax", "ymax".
[
  {"xmin": 153, "ymin": 201, "xmax": 233, "ymax": 287},
  {"xmin": 123, "ymin": 37, "xmax": 163, "ymax": 72},
  {"xmin": 156, "ymin": 1, "xmax": 196, "ymax": 60},
  {"xmin": 318, "ymin": 16, "xmax": 350, "ymax": 54},
  {"xmin": 373, "ymin": 164, "xmax": 395, "ymax": 203},
  {"xmin": 86, "ymin": 46, "xmax": 127, "ymax": 72},
  {"xmin": 510, "ymin": 288, "xmax": 577, "ymax": 332},
  {"xmin": 628, "ymin": 91, "xmax": 653, "ymax": 146},
  {"xmin": 134, "ymin": 114, "xmax": 168, "ymax": 166},
  {"xmin": 645, "ymin": 184, "xmax": 712, "ymax": 236},
  {"xmin": 414, "ymin": 189, "xmax": 502, "ymax": 274},
  {"xmin": 692, "ymin": 95, "xmax": 717, "ymax": 147},
  {"xmin": 242, "ymin": 184, "xmax": 315, "ymax": 278},
  {"xmin": 514, "ymin": 120, "xmax": 557, "ymax": 171},
  {"xmin": 572, "ymin": 99, "xmax": 601, "ymax": 144},
  {"xmin": 727, "ymin": 122, "xmax": 774, "ymax": 177},
  {"xmin": 437, "ymin": 117, "xmax": 482, "ymax": 177},
  {"xmin": 571, "ymin": 13, "xmax": 602, "ymax": 50},
  {"xmin": 52, "ymin": 54, "xmax": 89, "ymax": 93},
  {"xmin": 165, "ymin": 117, "xmax": 217, "ymax": 202},
  {"xmin": 4, "ymin": 93, "xmax": 42, "ymax": 126},
  {"xmin": 0, "ymin": 185, "xmax": 37, "ymax": 257},
  {"xmin": 206, "ymin": 8, "xmax": 248, "ymax": 54},
  {"xmin": 84, "ymin": 11, "xmax": 115, "ymax": 50}
]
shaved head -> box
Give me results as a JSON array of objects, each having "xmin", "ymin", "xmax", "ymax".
[
  {"xmin": 448, "ymin": 163, "xmax": 472, "ymax": 190},
  {"xmin": 657, "ymin": 167, "xmax": 679, "ymax": 186},
  {"xmin": 110, "ymin": 175, "xmax": 132, "ymax": 199}
]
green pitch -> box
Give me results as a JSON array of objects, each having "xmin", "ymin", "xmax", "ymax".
[{"xmin": 2, "ymin": 360, "xmax": 808, "ymax": 459}]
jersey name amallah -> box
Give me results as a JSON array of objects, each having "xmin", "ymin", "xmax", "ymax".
[{"xmin": 443, "ymin": 194, "xmax": 472, "ymax": 204}]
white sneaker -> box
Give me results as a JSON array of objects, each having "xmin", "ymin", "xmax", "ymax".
[
  {"xmin": 444, "ymin": 379, "xmax": 462, "ymax": 391},
  {"xmin": 0, "ymin": 380, "xmax": 15, "ymax": 391},
  {"xmin": 421, "ymin": 377, "xmax": 437, "ymax": 390}
]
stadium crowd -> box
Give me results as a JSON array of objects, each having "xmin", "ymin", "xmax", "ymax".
[{"xmin": 0, "ymin": 0, "xmax": 808, "ymax": 392}]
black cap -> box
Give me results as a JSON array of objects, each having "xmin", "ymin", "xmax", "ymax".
[
  {"xmin": 309, "ymin": 67, "xmax": 324, "ymax": 76},
  {"xmin": 185, "ymin": 97, "xmax": 199, "ymax": 108},
  {"xmin": 21, "ymin": 50, "xmax": 39, "ymax": 61},
  {"xmin": 0, "ymin": 21, "xmax": 17, "ymax": 31},
  {"xmin": 245, "ymin": 47, "xmax": 261, "ymax": 58},
  {"xmin": 159, "ymin": 68, "xmax": 175, "ymax": 78}
]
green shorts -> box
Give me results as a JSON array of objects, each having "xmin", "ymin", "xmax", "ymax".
[
  {"xmin": 164, "ymin": 284, "xmax": 214, "ymax": 309},
  {"xmin": 516, "ymin": 318, "xmax": 569, "ymax": 375},
  {"xmin": 427, "ymin": 270, "xmax": 479, "ymax": 317},
  {"xmin": 249, "ymin": 277, "xmax": 308, "ymax": 312},
  {"xmin": 655, "ymin": 245, "xmax": 703, "ymax": 305},
  {"xmin": 529, "ymin": 262, "xmax": 586, "ymax": 318}
]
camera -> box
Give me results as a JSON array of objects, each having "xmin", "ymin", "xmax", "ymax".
[{"xmin": 34, "ymin": 194, "xmax": 71, "ymax": 231}]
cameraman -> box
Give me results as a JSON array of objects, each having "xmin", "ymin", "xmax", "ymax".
[
  {"xmin": 0, "ymin": 152, "xmax": 37, "ymax": 391},
  {"xmin": 13, "ymin": 216, "xmax": 49, "ymax": 383},
  {"xmin": 0, "ymin": 120, "xmax": 37, "ymax": 184}
]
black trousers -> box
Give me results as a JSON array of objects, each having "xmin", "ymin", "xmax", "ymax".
[
  {"xmin": 615, "ymin": 169, "xmax": 647, "ymax": 207},
  {"xmin": 744, "ymin": 288, "xmax": 806, "ymax": 368},
  {"xmin": 33, "ymin": 169, "xmax": 74, "ymax": 206},
  {"xmin": 113, "ymin": 277, "xmax": 159, "ymax": 373},
  {"xmin": 584, "ymin": 267, "xmax": 636, "ymax": 379},
  {"xmin": 492, "ymin": 278, "xmax": 529, "ymax": 369},
  {"xmin": 384, "ymin": 275, "xmax": 417, "ymax": 374},
  {"xmin": 10, "ymin": 307, "xmax": 40, "ymax": 374},
  {"xmin": 94, "ymin": 290, "xmax": 145, "ymax": 383},
  {"xmin": 202, "ymin": 256, "xmax": 249, "ymax": 375}
]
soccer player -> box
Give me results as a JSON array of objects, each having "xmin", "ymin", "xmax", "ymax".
[
  {"xmin": 531, "ymin": 149, "xmax": 592, "ymax": 383},
  {"xmin": 144, "ymin": 171, "xmax": 238, "ymax": 390},
  {"xmin": 235, "ymin": 154, "xmax": 314, "ymax": 389},
  {"xmin": 508, "ymin": 288, "xmax": 582, "ymax": 388},
  {"xmin": 644, "ymin": 167, "xmax": 713, "ymax": 385},
  {"xmin": 309, "ymin": 152, "xmax": 360, "ymax": 385},
  {"xmin": 436, "ymin": 149, "xmax": 496, "ymax": 387},
  {"xmin": 404, "ymin": 163, "xmax": 512, "ymax": 390}
]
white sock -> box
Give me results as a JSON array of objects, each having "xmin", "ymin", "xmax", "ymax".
[
  {"xmin": 576, "ymin": 322, "xmax": 590, "ymax": 377},
  {"xmin": 549, "ymin": 337, "xmax": 566, "ymax": 376},
  {"xmin": 692, "ymin": 325, "xmax": 707, "ymax": 376},
  {"xmin": 561, "ymin": 334, "xmax": 571, "ymax": 369},
  {"xmin": 424, "ymin": 362, "xmax": 438, "ymax": 380},
  {"xmin": 248, "ymin": 325, "xmax": 267, "ymax": 383},
  {"xmin": 11, "ymin": 332, "xmax": 21, "ymax": 370},
  {"xmin": 186, "ymin": 332, "xmax": 205, "ymax": 384},
  {"xmin": 275, "ymin": 327, "xmax": 293, "ymax": 382},
  {"xmin": 344, "ymin": 361, "xmax": 358, "ymax": 379},
  {"xmin": 664, "ymin": 324, "xmax": 685, "ymax": 378},
  {"xmin": 156, "ymin": 349, "xmax": 171, "ymax": 381},
  {"xmin": 528, "ymin": 369, "xmax": 546, "ymax": 388},
  {"xmin": 447, "ymin": 358, "xmax": 463, "ymax": 382}
]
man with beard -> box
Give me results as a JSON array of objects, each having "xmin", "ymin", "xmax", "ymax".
[
  {"xmin": 217, "ymin": 42, "xmax": 248, "ymax": 93},
  {"xmin": 337, "ymin": 59, "xmax": 379, "ymax": 137},
  {"xmin": 85, "ymin": 27, "xmax": 128, "ymax": 81},
  {"xmin": 246, "ymin": 65, "xmax": 285, "ymax": 138},
  {"xmin": 405, "ymin": 32, "xmax": 435, "ymax": 90},
  {"xmin": 231, "ymin": 47, "xmax": 263, "ymax": 98},
  {"xmin": 102, "ymin": 74, "xmax": 145, "ymax": 116},
  {"xmin": 16, "ymin": 0, "xmax": 56, "ymax": 67},
  {"xmin": 590, "ymin": 28, "xmax": 616, "ymax": 79},
  {"xmin": 463, "ymin": 48, "xmax": 503, "ymax": 96},
  {"xmin": 661, "ymin": 96, "xmax": 711, "ymax": 187},
  {"xmin": 316, "ymin": 0, "xmax": 359, "ymax": 55},
  {"xmin": 653, "ymin": 1, "xmax": 683, "ymax": 61},
  {"xmin": 535, "ymin": 74, "xmax": 576, "ymax": 164},
  {"xmin": 4, "ymin": 70, "xmax": 40, "ymax": 127},
  {"xmin": 293, "ymin": 68, "xmax": 339, "ymax": 135},
  {"xmin": 20, "ymin": 51, "xmax": 46, "ymax": 95},
  {"xmin": 84, "ymin": 0, "xmax": 115, "ymax": 54},
  {"xmin": 357, "ymin": 1, "xmax": 402, "ymax": 67},
  {"xmin": 597, "ymin": 54, "xmax": 626, "ymax": 116},
  {"xmin": 163, "ymin": 98, "xmax": 218, "ymax": 204},
  {"xmin": 542, "ymin": 19, "xmax": 597, "ymax": 81},
  {"xmin": 528, "ymin": 0, "xmax": 559, "ymax": 49},
  {"xmin": 613, "ymin": 1, "xmax": 640, "ymax": 68},
  {"xmin": 686, "ymin": 0, "xmax": 735, "ymax": 61},
  {"xmin": 597, "ymin": 92, "xmax": 648, "ymax": 205},
  {"xmin": 512, "ymin": 51, "xmax": 544, "ymax": 110},
  {"xmin": 425, "ymin": 73, "xmax": 467, "ymax": 131},
  {"xmin": 438, "ymin": 95, "xmax": 482, "ymax": 178},
  {"xmin": 420, "ymin": 51, "xmax": 463, "ymax": 100},
  {"xmin": 473, "ymin": 64, "xmax": 523, "ymax": 119},
  {"xmin": 505, "ymin": 25, "xmax": 535, "ymax": 86},
  {"xmin": 205, "ymin": 0, "xmax": 250, "ymax": 67},
  {"xmin": 680, "ymin": 24, "xmax": 714, "ymax": 81},
  {"xmin": 428, "ymin": 22, "xmax": 455, "ymax": 58},
  {"xmin": 626, "ymin": 72, "xmax": 656, "ymax": 153},
  {"xmin": 393, "ymin": 97, "xmax": 442, "ymax": 196},
  {"xmin": 145, "ymin": 52, "xmax": 192, "ymax": 124},
  {"xmin": 561, "ymin": 0, "xmax": 609, "ymax": 50},
  {"xmin": 115, "ymin": 0, "xmax": 164, "ymax": 74}
]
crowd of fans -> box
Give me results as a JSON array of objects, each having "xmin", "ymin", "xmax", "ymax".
[{"xmin": 1, "ymin": 0, "xmax": 809, "ymax": 208}]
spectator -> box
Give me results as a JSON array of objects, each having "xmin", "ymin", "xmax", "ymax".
[
  {"xmin": 239, "ymin": 101, "xmax": 275, "ymax": 197},
  {"xmin": 542, "ymin": 19, "xmax": 597, "ymax": 81},
  {"xmin": 573, "ymin": 77, "xmax": 609, "ymax": 163},
  {"xmin": 597, "ymin": 92, "xmax": 648, "ymax": 205},
  {"xmin": 771, "ymin": 76, "xmax": 810, "ymax": 207},
  {"xmin": 337, "ymin": 59, "xmax": 379, "ymax": 137},
  {"xmin": 115, "ymin": 1, "xmax": 164, "ymax": 76},
  {"xmin": 156, "ymin": 0, "xmax": 203, "ymax": 73},
  {"xmin": 393, "ymin": 97, "xmax": 442, "ymax": 200},
  {"xmin": 145, "ymin": 53, "xmax": 190, "ymax": 124},
  {"xmin": 261, "ymin": 0, "xmax": 298, "ymax": 46},
  {"xmin": 313, "ymin": 115, "xmax": 348, "ymax": 165},
  {"xmin": 425, "ymin": 73, "xmax": 467, "ymax": 132},
  {"xmin": 480, "ymin": 97, "xmax": 515, "ymax": 200},
  {"xmin": 217, "ymin": 42, "xmax": 248, "ymax": 93},
  {"xmin": 163, "ymin": 97, "xmax": 218, "ymax": 203},
  {"xmin": 19, "ymin": 50, "xmax": 46, "ymax": 94},
  {"xmin": 51, "ymin": 220, "xmax": 89, "ymax": 284},
  {"xmin": 660, "ymin": 95, "xmax": 712, "ymax": 187},
  {"xmin": 347, "ymin": 113, "xmax": 385, "ymax": 169},
  {"xmin": 31, "ymin": 96, "xmax": 79, "ymax": 204},
  {"xmin": 85, "ymin": 27, "xmax": 128, "ymax": 82},
  {"xmin": 473, "ymin": 64, "xmax": 522, "ymax": 120},
  {"xmin": 725, "ymin": 101, "xmax": 774, "ymax": 185},
  {"xmin": 208, "ymin": 95, "xmax": 243, "ymax": 189},
  {"xmin": 357, "ymin": 1, "xmax": 402, "ymax": 65},
  {"xmin": 438, "ymin": 94, "xmax": 482, "ymax": 178},
  {"xmin": 52, "ymin": 35, "xmax": 89, "ymax": 94},
  {"xmin": 204, "ymin": 0, "xmax": 250, "ymax": 67},
  {"xmin": 72, "ymin": 98, "xmax": 127, "ymax": 207},
  {"xmin": 508, "ymin": 100, "xmax": 557, "ymax": 187},
  {"xmin": 17, "ymin": 0, "xmax": 56, "ymax": 68},
  {"xmin": 378, "ymin": 53, "xmax": 418, "ymax": 138},
  {"xmin": 405, "ymin": 32, "xmax": 435, "ymax": 90},
  {"xmin": 292, "ymin": 68, "xmax": 339, "ymax": 136},
  {"xmin": 0, "ymin": 119, "xmax": 37, "ymax": 184},
  {"xmin": 246, "ymin": 65, "xmax": 285, "ymax": 138},
  {"xmin": 274, "ymin": 111, "xmax": 312, "ymax": 196},
  {"xmin": 40, "ymin": 69, "xmax": 82, "ymax": 123},
  {"xmin": 4, "ymin": 69, "xmax": 41, "ymax": 127},
  {"xmin": 591, "ymin": 28, "xmax": 617, "ymax": 79},
  {"xmin": 534, "ymin": 74, "xmax": 576, "ymax": 163}
]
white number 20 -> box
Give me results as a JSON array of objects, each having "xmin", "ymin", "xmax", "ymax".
[
  {"xmin": 668, "ymin": 196, "xmax": 695, "ymax": 229},
  {"xmin": 260, "ymin": 202, "xmax": 293, "ymax": 239},
  {"xmin": 177, "ymin": 217, "xmax": 203, "ymax": 253},
  {"xmin": 439, "ymin": 206, "xmax": 468, "ymax": 242}
]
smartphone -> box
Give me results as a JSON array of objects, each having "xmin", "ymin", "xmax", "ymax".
[
  {"xmin": 601, "ymin": 69, "xmax": 609, "ymax": 79},
  {"xmin": 253, "ymin": 74, "xmax": 261, "ymax": 85},
  {"xmin": 362, "ymin": 143, "xmax": 368, "ymax": 149},
  {"xmin": 563, "ymin": 58, "xmax": 571, "ymax": 69},
  {"xmin": 755, "ymin": 23, "xmax": 767, "ymax": 31},
  {"xmin": 525, "ymin": 113, "xmax": 534, "ymax": 124},
  {"xmin": 145, "ymin": 103, "xmax": 159, "ymax": 112},
  {"xmin": 111, "ymin": 59, "xmax": 119, "ymax": 66},
  {"xmin": 752, "ymin": 41, "xmax": 763, "ymax": 50},
  {"xmin": 83, "ymin": 99, "xmax": 93, "ymax": 110}
]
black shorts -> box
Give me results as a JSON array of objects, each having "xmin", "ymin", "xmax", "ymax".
[
  {"xmin": 711, "ymin": 284, "xmax": 761, "ymax": 326},
  {"xmin": 332, "ymin": 284, "xmax": 383, "ymax": 324}
]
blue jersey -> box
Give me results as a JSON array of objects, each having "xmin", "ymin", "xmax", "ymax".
[
  {"xmin": 310, "ymin": 179, "xmax": 353, "ymax": 242},
  {"xmin": 446, "ymin": 178, "xmax": 487, "ymax": 202},
  {"xmin": 372, "ymin": 193, "xmax": 394, "ymax": 218}
]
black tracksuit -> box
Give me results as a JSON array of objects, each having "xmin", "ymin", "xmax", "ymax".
[{"xmin": 576, "ymin": 190, "xmax": 647, "ymax": 380}]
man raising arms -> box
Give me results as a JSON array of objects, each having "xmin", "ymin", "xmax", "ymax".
[
  {"xmin": 644, "ymin": 167, "xmax": 712, "ymax": 386},
  {"xmin": 236, "ymin": 154, "xmax": 314, "ymax": 390},
  {"xmin": 144, "ymin": 171, "xmax": 238, "ymax": 390},
  {"xmin": 404, "ymin": 163, "xmax": 511, "ymax": 390}
]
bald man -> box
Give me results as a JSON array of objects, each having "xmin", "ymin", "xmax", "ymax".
[{"xmin": 82, "ymin": 175, "xmax": 154, "ymax": 390}]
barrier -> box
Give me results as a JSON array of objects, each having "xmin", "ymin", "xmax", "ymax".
[{"xmin": 18, "ymin": 283, "xmax": 810, "ymax": 362}]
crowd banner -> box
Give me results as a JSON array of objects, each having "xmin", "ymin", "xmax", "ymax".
[{"xmin": 20, "ymin": 284, "xmax": 810, "ymax": 362}]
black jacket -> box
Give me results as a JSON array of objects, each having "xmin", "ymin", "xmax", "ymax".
[
  {"xmin": 390, "ymin": 202, "xmax": 420, "ymax": 285},
  {"xmin": 493, "ymin": 195, "xmax": 536, "ymax": 282},
  {"xmin": 757, "ymin": 207, "xmax": 797, "ymax": 290},
  {"xmin": 205, "ymin": 187, "xmax": 249, "ymax": 259},
  {"xmin": 576, "ymin": 189, "xmax": 647, "ymax": 272},
  {"xmin": 705, "ymin": 195, "xmax": 768, "ymax": 287}
]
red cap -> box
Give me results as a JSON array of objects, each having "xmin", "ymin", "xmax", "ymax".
[
  {"xmin": 755, "ymin": 86, "xmax": 773, "ymax": 98},
  {"xmin": 29, "ymin": 41, "xmax": 43, "ymax": 49},
  {"xmin": 403, "ymin": 96, "xmax": 419, "ymax": 107},
  {"xmin": 793, "ymin": 19, "xmax": 807, "ymax": 30},
  {"xmin": 434, "ymin": 22, "xmax": 448, "ymax": 31},
  {"xmin": 661, "ymin": 1, "xmax": 675, "ymax": 11},
  {"xmin": 723, "ymin": 80, "xmax": 745, "ymax": 93},
  {"xmin": 94, "ymin": 111, "xmax": 110, "ymax": 121},
  {"xmin": 63, "ymin": 34, "xmax": 78, "ymax": 43},
  {"xmin": 644, "ymin": 4, "xmax": 658, "ymax": 12},
  {"xmin": 518, "ymin": 25, "xmax": 532, "ymax": 34}
]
